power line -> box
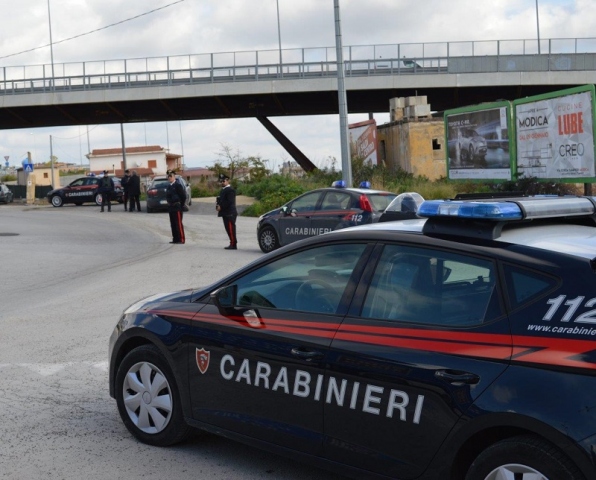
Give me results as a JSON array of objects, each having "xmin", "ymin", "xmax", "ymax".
[{"xmin": 0, "ymin": 0, "xmax": 186, "ymax": 61}]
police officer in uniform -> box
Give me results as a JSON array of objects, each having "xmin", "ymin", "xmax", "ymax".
[
  {"xmin": 97, "ymin": 170, "xmax": 114, "ymax": 212},
  {"xmin": 166, "ymin": 171, "xmax": 186, "ymax": 244},
  {"xmin": 121, "ymin": 169, "xmax": 131, "ymax": 211},
  {"xmin": 216, "ymin": 173, "xmax": 238, "ymax": 249}
]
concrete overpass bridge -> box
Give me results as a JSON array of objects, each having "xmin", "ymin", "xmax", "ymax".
[{"xmin": 1, "ymin": 37, "xmax": 595, "ymax": 168}]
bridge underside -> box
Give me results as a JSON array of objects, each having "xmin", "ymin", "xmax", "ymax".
[{"xmin": 0, "ymin": 84, "xmax": 578, "ymax": 130}]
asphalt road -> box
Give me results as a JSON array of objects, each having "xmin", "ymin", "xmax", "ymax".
[{"xmin": 0, "ymin": 201, "xmax": 347, "ymax": 480}]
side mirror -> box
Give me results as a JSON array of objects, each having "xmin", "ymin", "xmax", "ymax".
[
  {"xmin": 211, "ymin": 284, "xmax": 237, "ymax": 311},
  {"xmin": 210, "ymin": 285, "xmax": 263, "ymax": 328}
]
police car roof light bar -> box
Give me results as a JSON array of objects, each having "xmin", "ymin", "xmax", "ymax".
[
  {"xmin": 359, "ymin": 181, "xmax": 371, "ymax": 189},
  {"xmin": 419, "ymin": 196, "xmax": 596, "ymax": 241},
  {"xmin": 332, "ymin": 180, "xmax": 347, "ymax": 188},
  {"xmin": 418, "ymin": 196, "xmax": 596, "ymax": 221}
]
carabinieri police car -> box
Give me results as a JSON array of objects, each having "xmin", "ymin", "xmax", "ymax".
[
  {"xmin": 256, "ymin": 181, "xmax": 396, "ymax": 253},
  {"xmin": 109, "ymin": 194, "xmax": 596, "ymax": 480}
]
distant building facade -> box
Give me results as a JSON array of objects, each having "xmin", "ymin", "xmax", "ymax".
[
  {"xmin": 86, "ymin": 145, "xmax": 182, "ymax": 177},
  {"xmin": 377, "ymin": 96, "xmax": 446, "ymax": 181}
]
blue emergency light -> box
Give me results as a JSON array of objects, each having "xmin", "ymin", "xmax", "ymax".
[
  {"xmin": 332, "ymin": 180, "xmax": 347, "ymax": 188},
  {"xmin": 418, "ymin": 197, "xmax": 596, "ymax": 221},
  {"xmin": 359, "ymin": 181, "xmax": 371, "ymax": 189}
]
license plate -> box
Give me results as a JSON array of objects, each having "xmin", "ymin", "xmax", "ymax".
[{"xmin": 160, "ymin": 200, "xmax": 168, "ymax": 205}]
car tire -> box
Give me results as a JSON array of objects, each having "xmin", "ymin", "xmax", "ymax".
[
  {"xmin": 465, "ymin": 434, "xmax": 584, "ymax": 480},
  {"xmin": 115, "ymin": 345, "xmax": 191, "ymax": 446},
  {"xmin": 95, "ymin": 193, "xmax": 102, "ymax": 206},
  {"xmin": 460, "ymin": 146, "xmax": 469, "ymax": 163},
  {"xmin": 51, "ymin": 195, "xmax": 64, "ymax": 207},
  {"xmin": 258, "ymin": 226, "xmax": 279, "ymax": 253},
  {"xmin": 469, "ymin": 145, "xmax": 475, "ymax": 160}
]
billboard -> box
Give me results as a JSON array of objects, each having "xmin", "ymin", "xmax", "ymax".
[
  {"xmin": 444, "ymin": 101, "xmax": 513, "ymax": 180},
  {"xmin": 349, "ymin": 119, "xmax": 378, "ymax": 166},
  {"xmin": 513, "ymin": 85, "xmax": 596, "ymax": 182}
]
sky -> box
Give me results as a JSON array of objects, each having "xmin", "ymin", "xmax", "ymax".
[{"xmin": 0, "ymin": 0, "xmax": 592, "ymax": 172}]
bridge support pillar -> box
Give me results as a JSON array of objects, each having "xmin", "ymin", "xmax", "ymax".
[{"xmin": 257, "ymin": 116, "xmax": 317, "ymax": 172}]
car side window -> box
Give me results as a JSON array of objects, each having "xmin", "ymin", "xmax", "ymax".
[
  {"xmin": 234, "ymin": 244, "xmax": 366, "ymax": 314},
  {"xmin": 361, "ymin": 245, "xmax": 500, "ymax": 326},
  {"xmin": 502, "ymin": 263, "xmax": 558, "ymax": 308},
  {"xmin": 321, "ymin": 191, "xmax": 351, "ymax": 210},
  {"xmin": 290, "ymin": 192, "xmax": 322, "ymax": 213},
  {"xmin": 71, "ymin": 179, "xmax": 85, "ymax": 187},
  {"xmin": 85, "ymin": 178, "xmax": 99, "ymax": 186}
]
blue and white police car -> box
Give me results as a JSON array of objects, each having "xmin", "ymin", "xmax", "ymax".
[
  {"xmin": 109, "ymin": 194, "xmax": 596, "ymax": 480},
  {"xmin": 256, "ymin": 181, "xmax": 397, "ymax": 253}
]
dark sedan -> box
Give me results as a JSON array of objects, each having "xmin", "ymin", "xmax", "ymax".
[
  {"xmin": 256, "ymin": 181, "xmax": 396, "ymax": 253},
  {"xmin": 46, "ymin": 175, "xmax": 123, "ymax": 207},
  {"xmin": 146, "ymin": 175, "xmax": 191, "ymax": 213},
  {"xmin": 109, "ymin": 194, "xmax": 596, "ymax": 480}
]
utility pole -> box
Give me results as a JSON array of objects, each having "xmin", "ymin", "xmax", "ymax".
[
  {"xmin": 120, "ymin": 124, "xmax": 127, "ymax": 171},
  {"xmin": 334, "ymin": 0, "xmax": 352, "ymax": 187}
]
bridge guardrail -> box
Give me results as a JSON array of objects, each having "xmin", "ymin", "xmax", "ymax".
[{"xmin": 1, "ymin": 38, "xmax": 596, "ymax": 95}]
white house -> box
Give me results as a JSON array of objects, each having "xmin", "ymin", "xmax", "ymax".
[{"xmin": 86, "ymin": 145, "xmax": 183, "ymax": 177}]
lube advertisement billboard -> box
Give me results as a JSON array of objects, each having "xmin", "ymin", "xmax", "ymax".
[
  {"xmin": 444, "ymin": 85, "xmax": 596, "ymax": 182},
  {"xmin": 513, "ymin": 85, "xmax": 596, "ymax": 182},
  {"xmin": 444, "ymin": 101, "xmax": 513, "ymax": 180}
]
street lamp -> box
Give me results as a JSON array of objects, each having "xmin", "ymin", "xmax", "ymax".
[
  {"xmin": 535, "ymin": 0, "xmax": 541, "ymax": 54},
  {"xmin": 47, "ymin": 0, "xmax": 55, "ymax": 86},
  {"xmin": 276, "ymin": 0, "xmax": 282, "ymax": 71}
]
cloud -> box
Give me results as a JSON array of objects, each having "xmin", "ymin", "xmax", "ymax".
[{"xmin": 0, "ymin": 0, "xmax": 592, "ymax": 170}]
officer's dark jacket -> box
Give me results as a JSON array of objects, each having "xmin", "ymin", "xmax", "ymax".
[
  {"xmin": 97, "ymin": 176, "xmax": 114, "ymax": 193},
  {"xmin": 166, "ymin": 180, "xmax": 186, "ymax": 210},
  {"xmin": 217, "ymin": 185, "xmax": 237, "ymax": 217}
]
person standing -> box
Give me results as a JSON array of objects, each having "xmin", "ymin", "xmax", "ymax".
[
  {"xmin": 128, "ymin": 170, "xmax": 142, "ymax": 212},
  {"xmin": 97, "ymin": 170, "xmax": 114, "ymax": 213},
  {"xmin": 216, "ymin": 173, "xmax": 238, "ymax": 250},
  {"xmin": 121, "ymin": 169, "xmax": 131, "ymax": 211},
  {"xmin": 166, "ymin": 171, "xmax": 186, "ymax": 244}
]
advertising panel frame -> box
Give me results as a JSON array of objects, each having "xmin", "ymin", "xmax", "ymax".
[
  {"xmin": 444, "ymin": 101, "xmax": 513, "ymax": 181},
  {"xmin": 513, "ymin": 84, "xmax": 596, "ymax": 183}
]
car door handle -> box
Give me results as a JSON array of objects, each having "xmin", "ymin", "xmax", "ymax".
[
  {"xmin": 435, "ymin": 369, "xmax": 480, "ymax": 385},
  {"xmin": 291, "ymin": 347, "xmax": 323, "ymax": 360}
]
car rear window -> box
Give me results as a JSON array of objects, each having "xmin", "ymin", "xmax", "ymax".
[{"xmin": 367, "ymin": 194, "xmax": 397, "ymax": 212}]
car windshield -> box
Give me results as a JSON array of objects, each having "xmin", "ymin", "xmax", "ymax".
[{"xmin": 151, "ymin": 180, "xmax": 170, "ymax": 189}]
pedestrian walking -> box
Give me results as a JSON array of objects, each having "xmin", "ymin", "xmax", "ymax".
[
  {"xmin": 216, "ymin": 173, "xmax": 237, "ymax": 249},
  {"xmin": 121, "ymin": 169, "xmax": 131, "ymax": 211},
  {"xmin": 128, "ymin": 170, "xmax": 142, "ymax": 212},
  {"xmin": 166, "ymin": 171, "xmax": 186, "ymax": 244},
  {"xmin": 97, "ymin": 170, "xmax": 114, "ymax": 212}
]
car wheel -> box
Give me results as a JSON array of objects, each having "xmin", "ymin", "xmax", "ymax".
[
  {"xmin": 465, "ymin": 435, "xmax": 584, "ymax": 480},
  {"xmin": 51, "ymin": 195, "xmax": 63, "ymax": 207},
  {"xmin": 460, "ymin": 146, "xmax": 469, "ymax": 163},
  {"xmin": 469, "ymin": 145, "xmax": 475, "ymax": 160},
  {"xmin": 95, "ymin": 193, "xmax": 102, "ymax": 206},
  {"xmin": 115, "ymin": 345, "xmax": 191, "ymax": 446},
  {"xmin": 258, "ymin": 226, "xmax": 279, "ymax": 253}
]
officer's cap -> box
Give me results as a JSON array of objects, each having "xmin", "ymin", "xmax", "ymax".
[{"xmin": 218, "ymin": 173, "xmax": 229, "ymax": 182}]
